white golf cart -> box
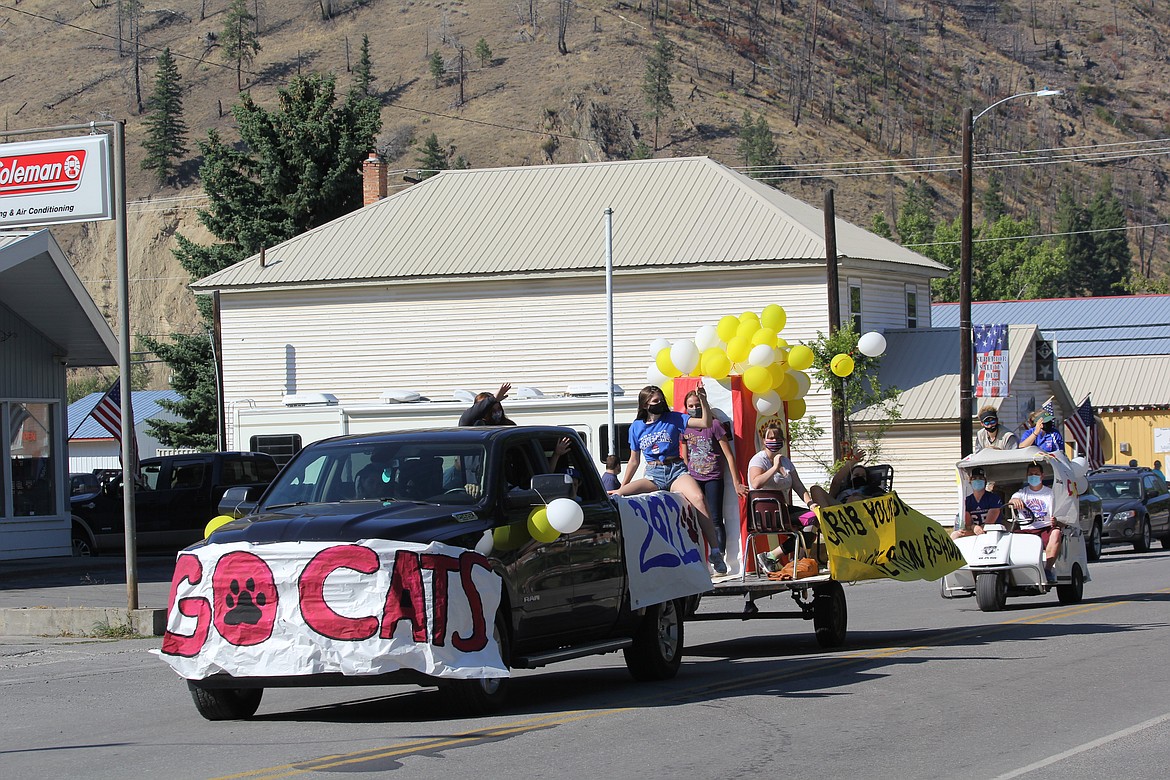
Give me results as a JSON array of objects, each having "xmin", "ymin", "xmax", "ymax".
[{"xmin": 941, "ymin": 446, "xmax": 1090, "ymax": 611}]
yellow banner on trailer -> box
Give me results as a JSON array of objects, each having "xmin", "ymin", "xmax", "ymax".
[{"xmin": 815, "ymin": 491, "xmax": 966, "ymax": 582}]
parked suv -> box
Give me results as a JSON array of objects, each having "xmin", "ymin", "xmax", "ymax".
[{"xmin": 1088, "ymin": 466, "xmax": 1170, "ymax": 552}]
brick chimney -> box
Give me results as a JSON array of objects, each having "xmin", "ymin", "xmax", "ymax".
[{"xmin": 362, "ymin": 151, "xmax": 387, "ymax": 206}]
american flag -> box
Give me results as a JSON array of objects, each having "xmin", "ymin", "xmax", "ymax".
[
  {"xmin": 89, "ymin": 378, "xmax": 138, "ymax": 471},
  {"xmin": 1042, "ymin": 398, "xmax": 1055, "ymax": 417},
  {"xmin": 1064, "ymin": 395, "xmax": 1103, "ymax": 469},
  {"xmin": 974, "ymin": 324, "xmax": 1009, "ymax": 397}
]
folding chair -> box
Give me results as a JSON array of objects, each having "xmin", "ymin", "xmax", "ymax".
[{"xmin": 742, "ymin": 490, "xmax": 807, "ymax": 581}]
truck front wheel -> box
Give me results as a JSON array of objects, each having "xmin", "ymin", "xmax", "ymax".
[
  {"xmin": 624, "ymin": 598, "xmax": 684, "ymax": 681},
  {"xmin": 188, "ymin": 682, "xmax": 263, "ymax": 720},
  {"xmin": 440, "ymin": 611, "xmax": 511, "ymax": 715}
]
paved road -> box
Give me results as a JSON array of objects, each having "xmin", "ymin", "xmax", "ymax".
[{"xmin": 4, "ymin": 545, "xmax": 1169, "ymax": 779}]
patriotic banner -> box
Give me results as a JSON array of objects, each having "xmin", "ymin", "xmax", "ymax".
[
  {"xmin": 1065, "ymin": 394, "xmax": 1103, "ymax": 469},
  {"xmin": 974, "ymin": 324, "xmax": 1010, "ymax": 398},
  {"xmin": 89, "ymin": 378, "xmax": 138, "ymax": 472},
  {"xmin": 154, "ymin": 539, "xmax": 506, "ymax": 681}
]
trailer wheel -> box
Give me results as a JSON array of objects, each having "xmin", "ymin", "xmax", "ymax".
[
  {"xmin": 188, "ymin": 682, "xmax": 263, "ymax": 721},
  {"xmin": 624, "ymin": 598, "xmax": 684, "ymax": 681},
  {"xmin": 813, "ymin": 581, "xmax": 847, "ymax": 648}
]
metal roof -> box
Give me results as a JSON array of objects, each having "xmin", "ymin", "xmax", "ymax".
[
  {"xmin": 931, "ymin": 295, "xmax": 1170, "ymax": 357},
  {"xmin": 1056, "ymin": 355, "xmax": 1170, "ymax": 409},
  {"xmin": 0, "ymin": 230, "xmax": 118, "ymax": 366},
  {"xmin": 855, "ymin": 324, "xmax": 1076, "ymax": 422},
  {"xmin": 192, "ymin": 157, "xmax": 947, "ymax": 291},
  {"xmin": 67, "ymin": 390, "xmax": 183, "ymax": 439}
]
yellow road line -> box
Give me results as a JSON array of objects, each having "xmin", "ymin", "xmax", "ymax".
[{"xmin": 215, "ymin": 586, "xmax": 1168, "ymax": 778}]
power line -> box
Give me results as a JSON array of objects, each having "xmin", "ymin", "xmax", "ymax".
[{"xmin": 905, "ymin": 221, "xmax": 1170, "ymax": 249}]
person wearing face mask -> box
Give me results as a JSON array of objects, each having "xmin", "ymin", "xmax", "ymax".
[
  {"xmin": 952, "ymin": 467, "xmax": 1002, "ymax": 539},
  {"xmin": 834, "ymin": 464, "xmax": 883, "ymax": 504},
  {"xmin": 749, "ymin": 422, "xmax": 817, "ymax": 573},
  {"xmin": 458, "ymin": 383, "xmax": 517, "ymax": 426},
  {"xmin": 680, "ymin": 390, "xmax": 748, "ymax": 556},
  {"xmin": 974, "ymin": 405, "xmax": 1018, "ymax": 453},
  {"xmin": 613, "ymin": 385, "xmax": 728, "ymax": 574},
  {"xmin": 1019, "ymin": 409, "xmax": 1064, "ymax": 453},
  {"xmin": 1009, "ymin": 462, "xmax": 1062, "ymax": 582}
]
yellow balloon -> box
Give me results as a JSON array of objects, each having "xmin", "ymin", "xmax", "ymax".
[
  {"xmin": 743, "ymin": 365, "xmax": 772, "ymax": 394},
  {"xmin": 788, "ymin": 344, "xmax": 815, "ymax": 371},
  {"xmin": 786, "ymin": 398, "xmax": 806, "ymax": 420},
  {"xmin": 767, "ymin": 362, "xmax": 787, "ymax": 388},
  {"xmin": 831, "ymin": 353, "xmax": 855, "ymax": 377},
  {"xmin": 751, "ymin": 327, "xmax": 777, "ymax": 346},
  {"xmin": 776, "ymin": 373, "xmax": 798, "ymax": 401},
  {"xmin": 656, "ymin": 347, "xmax": 681, "ymax": 378},
  {"xmin": 716, "ymin": 315, "xmax": 739, "ymax": 343},
  {"xmin": 739, "ymin": 310, "xmax": 760, "ymax": 326},
  {"xmin": 528, "ymin": 507, "xmax": 560, "ymax": 543},
  {"xmin": 701, "ymin": 347, "xmax": 731, "ymax": 379},
  {"xmin": 736, "ymin": 319, "xmax": 760, "ymax": 341},
  {"xmin": 775, "ymin": 337, "xmax": 789, "ymax": 349},
  {"xmin": 204, "ymin": 514, "xmax": 236, "ymax": 539},
  {"xmin": 726, "ymin": 336, "xmax": 752, "ymax": 363},
  {"xmin": 773, "ymin": 348, "xmax": 789, "ymax": 371},
  {"xmin": 493, "ymin": 522, "xmax": 527, "ymax": 551},
  {"xmin": 761, "ymin": 304, "xmax": 787, "ymax": 332},
  {"xmin": 661, "ymin": 378, "xmax": 674, "ymax": 406}
]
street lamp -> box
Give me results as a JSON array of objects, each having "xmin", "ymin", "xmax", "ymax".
[{"xmin": 958, "ymin": 88, "xmax": 1062, "ymax": 456}]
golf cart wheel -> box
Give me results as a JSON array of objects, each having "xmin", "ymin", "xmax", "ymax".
[
  {"xmin": 625, "ymin": 598, "xmax": 684, "ymax": 681},
  {"xmin": 1087, "ymin": 521, "xmax": 1102, "ymax": 562},
  {"xmin": 188, "ymin": 682, "xmax": 263, "ymax": 721},
  {"xmin": 975, "ymin": 572, "xmax": 1007, "ymax": 612},
  {"xmin": 813, "ymin": 581, "xmax": 848, "ymax": 648},
  {"xmin": 1057, "ymin": 564, "xmax": 1084, "ymax": 605},
  {"xmin": 1134, "ymin": 519, "xmax": 1152, "ymax": 553}
]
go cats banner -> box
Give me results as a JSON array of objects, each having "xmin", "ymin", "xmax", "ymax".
[
  {"xmin": 816, "ymin": 491, "xmax": 965, "ymax": 582},
  {"xmin": 153, "ymin": 539, "xmax": 506, "ymax": 681},
  {"xmin": 617, "ymin": 492, "xmax": 714, "ymax": 609}
]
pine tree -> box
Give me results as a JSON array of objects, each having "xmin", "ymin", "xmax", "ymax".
[
  {"xmin": 1056, "ymin": 186, "xmax": 1093, "ymax": 297},
  {"xmin": 144, "ymin": 74, "xmax": 381, "ymax": 448},
  {"xmin": 982, "ymin": 171, "xmax": 1007, "ymax": 221},
  {"xmin": 736, "ymin": 110, "xmax": 779, "ymax": 173},
  {"xmin": 222, "ymin": 0, "xmax": 260, "ymax": 91},
  {"xmin": 416, "ymin": 133, "xmax": 448, "ymax": 178},
  {"xmin": 141, "ymin": 48, "xmax": 188, "ymax": 186},
  {"xmin": 1086, "ymin": 178, "xmax": 1131, "ymax": 295},
  {"xmin": 429, "ymin": 50, "xmax": 445, "ymax": 88},
  {"xmin": 474, "ymin": 37, "xmax": 492, "ymax": 67},
  {"xmin": 642, "ymin": 35, "xmax": 675, "ymax": 151},
  {"xmin": 353, "ymin": 34, "xmax": 375, "ymax": 96}
]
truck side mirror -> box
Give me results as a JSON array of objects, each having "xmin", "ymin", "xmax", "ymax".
[{"xmin": 218, "ymin": 485, "xmax": 255, "ymax": 518}]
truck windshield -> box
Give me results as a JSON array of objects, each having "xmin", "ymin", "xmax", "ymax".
[{"xmin": 263, "ymin": 441, "xmax": 488, "ymax": 507}]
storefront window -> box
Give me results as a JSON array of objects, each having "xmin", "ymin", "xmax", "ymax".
[{"xmin": 9, "ymin": 402, "xmax": 56, "ymax": 517}]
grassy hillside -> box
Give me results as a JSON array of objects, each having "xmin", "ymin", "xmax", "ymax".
[{"xmin": 2, "ymin": 0, "xmax": 1167, "ymax": 385}]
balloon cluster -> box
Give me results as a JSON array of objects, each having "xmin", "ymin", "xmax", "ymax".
[
  {"xmin": 527, "ymin": 498, "xmax": 585, "ymax": 542},
  {"xmin": 645, "ymin": 305, "xmax": 813, "ymax": 420},
  {"xmin": 828, "ymin": 331, "xmax": 888, "ymax": 378}
]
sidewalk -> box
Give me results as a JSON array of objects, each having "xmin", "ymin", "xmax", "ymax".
[{"xmin": 0, "ymin": 554, "xmax": 175, "ymax": 637}]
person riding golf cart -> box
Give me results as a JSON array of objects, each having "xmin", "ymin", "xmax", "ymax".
[{"xmin": 940, "ymin": 446, "xmax": 1090, "ymax": 612}]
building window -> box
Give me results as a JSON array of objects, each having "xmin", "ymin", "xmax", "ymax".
[
  {"xmin": 905, "ymin": 285, "xmax": 918, "ymax": 328},
  {"xmin": 8, "ymin": 401, "xmax": 57, "ymax": 518},
  {"xmin": 849, "ymin": 281, "xmax": 862, "ymax": 332}
]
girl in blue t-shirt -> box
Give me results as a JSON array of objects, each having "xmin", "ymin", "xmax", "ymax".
[{"xmin": 612, "ymin": 385, "xmax": 728, "ymax": 573}]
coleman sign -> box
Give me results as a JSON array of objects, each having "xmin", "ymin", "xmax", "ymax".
[{"xmin": 0, "ymin": 134, "xmax": 112, "ymax": 227}]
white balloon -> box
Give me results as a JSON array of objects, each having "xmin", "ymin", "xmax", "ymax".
[
  {"xmin": 546, "ymin": 497, "xmax": 584, "ymax": 534},
  {"xmin": 858, "ymin": 331, "xmax": 887, "ymax": 358},
  {"xmin": 670, "ymin": 340, "xmax": 700, "ymax": 374},
  {"xmin": 754, "ymin": 390, "xmax": 781, "ymax": 415},
  {"xmin": 789, "ymin": 369, "xmax": 812, "ymax": 398},
  {"xmin": 649, "ymin": 337, "xmax": 671, "ymax": 358},
  {"xmin": 474, "ymin": 529, "xmax": 495, "ymax": 555},
  {"xmin": 647, "ymin": 363, "xmax": 669, "ymax": 385},
  {"xmin": 695, "ymin": 324, "xmax": 720, "ymax": 352},
  {"xmin": 748, "ymin": 344, "xmax": 775, "ymax": 367}
]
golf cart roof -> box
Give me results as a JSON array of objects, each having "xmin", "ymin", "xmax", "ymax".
[{"xmin": 957, "ymin": 446, "xmax": 1061, "ymax": 472}]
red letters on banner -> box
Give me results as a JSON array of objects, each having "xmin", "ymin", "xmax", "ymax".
[
  {"xmin": 161, "ymin": 554, "xmax": 212, "ymax": 657},
  {"xmin": 299, "ymin": 545, "xmax": 380, "ymax": 640}
]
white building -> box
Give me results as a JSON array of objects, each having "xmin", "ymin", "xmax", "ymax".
[
  {"xmin": 1, "ymin": 230, "xmax": 118, "ymax": 559},
  {"xmin": 192, "ymin": 156, "xmax": 948, "ymax": 490}
]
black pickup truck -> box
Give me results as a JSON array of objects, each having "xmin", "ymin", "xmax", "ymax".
[
  {"xmin": 70, "ymin": 451, "xmax": 279, "ymax": 556},
  {"xmin": 171, "ymin": 427, "xmax": 687, "ymax": 720}
]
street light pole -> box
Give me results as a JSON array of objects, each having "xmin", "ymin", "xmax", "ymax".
[{"xmin": 958, "ymin": 89, "xmax": 1061, "ymax": 457}]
